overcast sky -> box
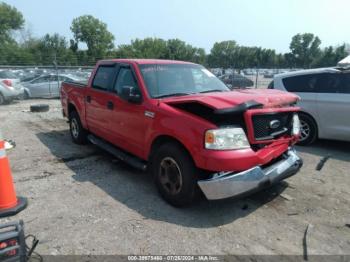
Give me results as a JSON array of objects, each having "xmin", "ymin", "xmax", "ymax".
[{"xmin": 4, "ymin": 0, "xmax": 350, "ymax": 53}]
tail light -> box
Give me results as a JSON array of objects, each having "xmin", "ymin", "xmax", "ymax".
[{"xmin": 2, "ymin": 79, "xmax": 12, "ymax": 87}]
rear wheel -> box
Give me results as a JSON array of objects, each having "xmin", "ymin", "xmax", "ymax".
[
  {"xmin": 298, "ymin": 114, "xmax": 317, "ymax": 146},
  {"xmin": 69, "ymin": 111, "xmax": 88, "ymax": 144},
  {"xmin": 152, "ymin": 142, "xmax": 200, "ymax": 207}
]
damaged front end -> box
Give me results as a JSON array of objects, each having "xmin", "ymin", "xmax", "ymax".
[{"xmin": 163, "ymin": 97, "xmax": 302, "ymax": 200}]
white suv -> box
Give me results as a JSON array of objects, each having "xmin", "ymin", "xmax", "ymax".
[{"xmin": 269, "ymin": 67, "xmax": 350, "ymax": 145}]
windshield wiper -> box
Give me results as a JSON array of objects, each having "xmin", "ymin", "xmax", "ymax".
[
  {"xmin": 199, "ymin": 89, "xmax": 226, "ymax": 93},
  {"xmin": 154, "ymin": 92, "xmax": 194, "ymax": 99}
]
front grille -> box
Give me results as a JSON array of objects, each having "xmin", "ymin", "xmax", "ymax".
[{"xmin": 252, "ymin": 112, "xmax": 293, "ymax": 141}]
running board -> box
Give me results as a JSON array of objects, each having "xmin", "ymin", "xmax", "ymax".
[{"xmin": 87, "ymin": 135, "xmax": 147, "ymax": 171}]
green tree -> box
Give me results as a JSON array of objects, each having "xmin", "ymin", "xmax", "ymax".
[
  {"xmin": 165, "ymin": 39, "xmax": 206, "ymax": 64},
  {"xmin": 0, "ymin": 2, "xmax": 24, "ymax": 43},
  {"xmin": 36, "ymin": 34, "xmax": 77, "ymax": 65},
  {"xmin": 207, "ymin": 40, "xmax": 238, "ymax": 68},
  {"xmin": 71, "ymin": 15, "xmax": 115, "ymax": 61},
  {"xmin": 115, "ymin": 37, "xmax": 206, "ymax": 64},
  {"xmin": 312, "ymin": 44, "xmax": 348, "ymax": 67},
  {"xmin": 289, "ymin": 33, "xmax": 321, "ymax": 68}
]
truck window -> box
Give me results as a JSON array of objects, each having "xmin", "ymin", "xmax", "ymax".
[
  {"xmin": 114, "ymin": 67, "xmax": 139, "ymax": 94},
  {"xmin": 140, "ymin": 64, "xmax": 228, "ymax": 98},
  {"xmin": 92, "ymin": 65, "xmax": 115, "ymax": 90}
]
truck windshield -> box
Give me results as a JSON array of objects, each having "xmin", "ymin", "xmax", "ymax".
[{"xmin": 139, "ymin": 64, "xmax": 229, "ymax": 98}]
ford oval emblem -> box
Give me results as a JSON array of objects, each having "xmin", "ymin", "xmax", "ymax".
[{"xmin": 269, "ymin": 120, "xmax": 281, "ymax": 129}]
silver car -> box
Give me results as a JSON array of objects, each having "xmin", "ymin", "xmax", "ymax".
[
  {"xmin": 0, "ymin": 70, "xmax": 25, "ymax": 105},
  {"xmin": 270, "ymin": 67, "xmax": 350, "ymax": 145},
  {"xmin": 22, "ymin": 74, "xmax": 85, "ymax": 98}
]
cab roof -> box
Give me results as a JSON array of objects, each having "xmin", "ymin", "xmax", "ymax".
[{"xmin": 99, "ymin": 59, "xmax": 196, "ymax": 65}]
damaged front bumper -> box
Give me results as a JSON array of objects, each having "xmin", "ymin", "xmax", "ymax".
[{"xmin": 198, "ymin": 148, "xmax": 302, "ymax": 200}]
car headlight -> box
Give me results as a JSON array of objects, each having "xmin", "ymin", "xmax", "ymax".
[
  {"xmin": 205, "ymin": 128, "xmax": 250, "ymax": 150},
  {"xmin": 292, "ymin": 114, "xmax": 301, "ymax": 136}
]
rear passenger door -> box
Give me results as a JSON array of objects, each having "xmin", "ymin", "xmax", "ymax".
[
  {"xmin": 316, "ymin": 73, "xmax": 350, "ymax": 140},
  {"xmin": 85, "ymin": 64, "xmax": 117, "ymax": 140}
]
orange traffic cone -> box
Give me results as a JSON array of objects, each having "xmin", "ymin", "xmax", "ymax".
[{"xmin": 0, "ymin": 131, "xmax": 27, "ymax": 218}]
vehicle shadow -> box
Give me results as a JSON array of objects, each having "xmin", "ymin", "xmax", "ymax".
[
  {"xmin": 296, "ymin": 139, "xmax": 350, "ymax": 162},
  {"xmin": 36, "ymin": 129, "xmax": 288, "ymax": 228}
]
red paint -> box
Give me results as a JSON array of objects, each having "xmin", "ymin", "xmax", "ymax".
[{"xmin": 61, "ymin": 59, "xmax": 300, "ymax": 173}]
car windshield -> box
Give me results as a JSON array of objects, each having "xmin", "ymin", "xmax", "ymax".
[
  {"xmin": 0, "ymin": 70, "xmax": 18, "ymax": 79},
  {"xmin": 139, "ymin": 64, "xmax": 229, "ymax": 98}
]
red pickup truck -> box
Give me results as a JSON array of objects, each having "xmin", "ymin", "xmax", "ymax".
[{"xmin": 61, "ymin": 59, "xmax": 303, "ymax": 206}]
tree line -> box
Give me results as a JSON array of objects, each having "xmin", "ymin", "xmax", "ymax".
[{"xmin": 0, "ymin": 2, "xmax": 348, "ymax": 68}]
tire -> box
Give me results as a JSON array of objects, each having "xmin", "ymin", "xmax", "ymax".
[
  {"xmin": 0, "ymin": 93, "xmax": 5, "ymax": 105},
  {"xmin": 69, "ymin": 110, "xmax": 88, "ymax": 144},
  {"xmin": 152, "ymin": 142, "xmax": 200, "ymax": 207},
  {"xmin": 298, "ymin": 113, "xmax": 317, "ymax": 146},
  {"xmin": 30, "ymin": 104, "xmax": 49, "ymax": 112}
]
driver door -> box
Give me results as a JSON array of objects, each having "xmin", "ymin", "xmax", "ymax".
[{"xmin": 108, "ymin": 64, "xmax": 149, "ymax": 157}]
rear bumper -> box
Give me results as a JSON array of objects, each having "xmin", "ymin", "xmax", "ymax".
[
  {"xmin": 2, "ymin": 88, "xmax": 24, "ymax": 100},
  {"xmin": 197, "ymin": 148, "xmax": 302, "ymax": 200}
]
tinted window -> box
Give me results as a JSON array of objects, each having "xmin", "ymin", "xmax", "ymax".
[
  {"xmin": 319, "ymin": 73, "xmax": 350, "ymax": 94},
  {"xmin": 268, "ymin": 81, "xmax": 274, "ymax": 89},
  {"xmin": 114, "ymin": 67, "xmax": 138, "ymax": 94},
  {"xmin": 92, "ymin": 66, "xmax": 115, "ymax": 90},
  {"xmin": 343, "ymin": 73, "xmax": 350, "ymax": 94},
  {"xmin": 282, "ymin": 74, "xmax": 324, "ymax": 93}
]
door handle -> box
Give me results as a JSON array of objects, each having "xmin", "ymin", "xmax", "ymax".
[
  {"xmin": 107, "ymin": 101, "xmax": 114, "ymax": 110},
  {"xmin": 86, "ymin": 96, "xmax": 91, "ymax": 103}
]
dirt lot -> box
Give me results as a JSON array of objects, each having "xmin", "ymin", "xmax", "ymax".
[{"xmin": 0, "ymin": 99, "xmax": 349, "ymax": 256}]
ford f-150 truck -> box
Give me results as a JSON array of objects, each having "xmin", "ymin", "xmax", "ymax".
[{"xmin": 61, "ymin": 59, "xmax": 303, "ymax": 206}]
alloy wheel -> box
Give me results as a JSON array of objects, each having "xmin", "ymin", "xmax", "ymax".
[{"xmin": 159, "ymin": 157, "xmax": 183, "ymax": 195}]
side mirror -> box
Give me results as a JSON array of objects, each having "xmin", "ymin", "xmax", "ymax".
[{"xmin": 121, "ymin": 86, "xmax": 142, "ymax": 104}]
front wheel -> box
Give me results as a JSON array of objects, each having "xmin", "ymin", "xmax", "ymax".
[
  {"xmin": 152, "ymin": 143, "xmax": 200, "ymax": 207},
  {"xmin": 298, "ymin": 114, "xmax": 317, "ymax": 146},
  {"xmin": 69, "ymin": 111, "xmax": 88, "ymax": 144}
]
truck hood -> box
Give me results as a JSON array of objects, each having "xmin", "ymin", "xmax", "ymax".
[{"xmin": 161, "ymin": 89, "xmax": 299, "ymax": 110}]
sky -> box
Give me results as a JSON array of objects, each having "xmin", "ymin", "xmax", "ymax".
[{"xmin": 4, "ymin": 0, "xmax": 350, "ymax": 53}]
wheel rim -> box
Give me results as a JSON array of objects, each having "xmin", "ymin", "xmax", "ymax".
[
  {"xmin": 300, "ymin": 119, "xmax": 311, "ymax": 141},
  {"xmin": 159, "ymin": 157, "xmax": 183, "ymax": 195},
  {"xmin": 71, "ymin": 118, "xmax": 79, "ymax": 138}
]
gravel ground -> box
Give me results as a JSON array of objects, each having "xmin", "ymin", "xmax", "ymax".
[{"xmin": 0, "ymin": 99, "xmax": 349, "ymax": 256}]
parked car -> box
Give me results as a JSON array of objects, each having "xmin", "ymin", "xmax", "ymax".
[
  {"xmin": 61, "ymin": 59, "xmax": 302, "ymax": 206},
  {"xmin": 269, "ymin": 67, "xmax": 350, "ymax": 145},
  {"xmin": 0, "ymin": 70, "xmax": 25, "ymax": 104},
  {"xmin": 22, "ymin": 74, "xmax": 85, "ymax": 98},
  {"xmin": 219, "ymin": 73, "xmax": 254, "ymax": 88}
]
